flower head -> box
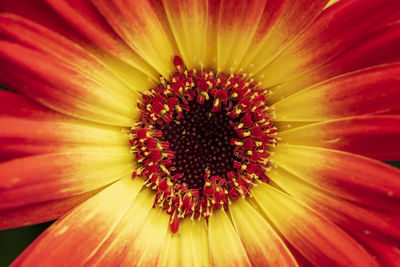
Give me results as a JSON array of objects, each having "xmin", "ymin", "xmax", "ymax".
[{"xmin": 0, "ymin": 0, "xmax": 400, "ymax": 266}]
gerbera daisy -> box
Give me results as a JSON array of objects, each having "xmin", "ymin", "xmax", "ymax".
[{"xmin": 1, "ymin": 0, "xmax": 400, "ymax": 266}]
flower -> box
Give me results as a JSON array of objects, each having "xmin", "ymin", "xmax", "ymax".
[{"xmin": 0, "ymin": 0, "xmax": 400, "ymax": 266}]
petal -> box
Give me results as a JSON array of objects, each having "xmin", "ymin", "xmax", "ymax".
[
  {"xmin": 0, "ymin": 13, "xmax": 153, "ymax": 94},
  {"xmin": 253, "ymin": 184, "xmax": 379, "ymax": 266},
  {"xmin": 271, "ymin": 144, "xmax": 400, "ymax": 213},
  {"xmin": 162, "ymin": 0, "xmax": 209, "ymax": 69},
  {"xmin": 273, "ymin": 22, "xmax": 400, "ymax": 101},
  {"xmin": 0, "ymin": 14, "xmax": 149, "ymax": 125},
  {"xmin": 0, "ymin": 0, "xmax": 158, "ymax": 83},
  {"xmin": 159, "ymin": 229, "xmax": 181, "ymax": 267},
  {"xmin": 159, "ymin": 219, "xmax": 209, "ymax": 267},
  {"xmin": 0, "ymin": 41, "xmax": 138, "ymax": 126},
  {"xmin": 111, "ymin": 208, "xmax": 169, "ymax": 266},
  {"xmin": 85, "ymin": 190, "xmax": 170, "ymax": 266},
  {"xmin": 229, "ymin": 198, "xmax": 298, "ymax": 267},
  {"xmin": 239, "ymin": 0, "xmax": 328, "ymax": 73},
  {"xmin": 258, "ymin": 0, "xmax": 400, "ymax": 87},
  {"xmin": 358, "ymin": 236, "xmax": 400, "ymax": 266},
  {"xmin": 208, "ymin": 209, "xmax": 251, "ymax": 267},
  {"xmin": 0, "ymin": 151, "xmax": 133, "ymax": 210},
  {"xmin": 0, "ymin": 91, "xmax": 69, "ymax": 122},
  {"xmin": 215, "ymin": 0, "xmax": 267, "ymax": 72},
  {"xmin": 0, "ymin": 0, "xmax": 80, "ymax": 40},
  {"xmin": 0, "ymin": 189, "xmax": 100, "ymax": 229},
  {"xmin": 92, "ymin": 0, "xmax": 178, "ymax": 77},
  {"xmin": 0, "ymin": 91, "xmax": 128, "ymax": 160},
  {"xmin": 326, "ymin": 0, "xmax": 340, "ymax": 8},
  {"xmin": 82, "ymin": 189, "xmax": 155, "ymax": 265},
  {"xmin": 272, "ymin": 64, "xmax": 400, "ymax": 121},
  {"xmin": 44, "ymin": 0, "xmax": 158, "ymax": 80},
  {"xmin": 0, "ymin": 117, "xmax": 128, "ymax": 159},
  {"xmin": 279, "ymin": 115, "xmax": 400, "ymax": 161},
  {"xmin": 11, "ymin": 177, "xmax": 143, "ymax": 266},
  {"xmin": 269, "ymin": 167, "xmax": 400, "ymax": 244}
]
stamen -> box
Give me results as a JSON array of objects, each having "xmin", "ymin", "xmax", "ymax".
[{"xmin": 131, "ymin": 56, "xmax": 277, "ymax": 233}]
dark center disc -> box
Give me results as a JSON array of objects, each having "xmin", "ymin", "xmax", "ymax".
[{"xmin": 157, "ymin": 100, "xmax": 239, "ymax": 190}]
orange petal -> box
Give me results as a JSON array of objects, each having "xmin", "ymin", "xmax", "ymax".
[
  {"xmin": 0, "ymin": 151, "xmax": 133, "ymax": 211},
  {"xmin": 92, "ymin": 0, "xmax": 178, "ymax": 77},
  {"xmin": 215, "ymin": 0, "xmax": 267, "ymax": 72},
  {"xmin": 0, "ymin": 0, "xmax": 158, "ymax": 83},
  {"xmin": 85, "ymin": 190, "xmax": 170, "ymax": 266},
  {"xmin": 0, "ymin": 40, "xmax": 138, "ymax": 126},
  {"xmin": 253, "ymin": 184, "xmax": 379, "ymax": 266},
  {"xmin": 11, "ymin": 177, "xmax": 143, "ymax": 266},
  {"xmin": 0, "ymin": 12, "xmax": 150, "ymax": 125},
  {"xmin": 82, "ymin": 189, "xmax": 155, "ymax": 265},
  {"xmin": 271, "ymin": 144, "xmax": 400, "ymax": 213},
  {"xmin": 113, "ymin": 208, "xmax": 169, "ymax": 266},
  {"xmin": 0, "ymin": 117, "xmax": 128, "ymax": 159},
  {"xmin": 45, "ymin": 0, "xmax": 158, "ymax": 79},
  {"xmin": 239, "ymin": 0, "xmax": 328, "ymax": 73}
]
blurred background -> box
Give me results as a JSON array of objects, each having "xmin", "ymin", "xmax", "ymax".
[{"xmin": 0, "ymin": 222, "xmax": 53, "ymax": 266}]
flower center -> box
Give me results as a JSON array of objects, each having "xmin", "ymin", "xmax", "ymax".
[{"xmin": 130, "ymin": 56, "xmax": 277, "ymax": 233}]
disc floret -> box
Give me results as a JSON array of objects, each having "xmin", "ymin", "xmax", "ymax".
[{"xmin": 130, "ymin": 56, "xmax": 277, "ymax": 233}]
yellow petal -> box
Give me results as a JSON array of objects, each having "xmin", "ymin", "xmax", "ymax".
[
  {"xmin": 208, "ymin": 209, "xmax": 251, "ymax": 267},
  {"xmin": 229, "ymin": 198, "xmax": 298, "ymax": 267}
]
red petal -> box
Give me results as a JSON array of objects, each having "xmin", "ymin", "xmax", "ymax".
[
  {"xmin": 259, "ymin": 0, "xmax": 400, "ymax": 87},
  {"xmin": 45, "ymin": 0, "xmax": 157, "ymax": 78},
  {"xmin": 279, "ymin": 115, "xmax": 400, "ymax": 161},
  {"xmin": 0, "ymin": 1, "xmax": 157, "ymax": 81},
  {"xmin": 0, "ymin": 189, "xmax": 100, "ymax": 229},
  {"xmin": 0, "ymin": 0, "xmax": 79, "ymax": 41},
  {"xmin": 0, "ymin": 13, "xmax": 150, "ymax": 125},
  {"xmin": 358, "ymin": 235, "xmax": 400, "ymax": 267},
  {"xmin": 0, "ymin": 40, "xmax": 136, "ymax": 126},
  {"xmin": 272, "ymin": 145, "xmax": 400, "ymax": 213},
  {"xmin": 273, "ymin": 64, "xmax": 400, "ymax": 121},
  {"xmin": 0, "ymin": 90, "xmax": 68, "ymax": 122},
  {"xmin": 274, "ymin": 22, "xmax": 400, "ymax": 101}
]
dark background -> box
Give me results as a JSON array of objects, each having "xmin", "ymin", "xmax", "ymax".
[{"xmin": 0, "ymin": 222, "xmax": 53, "ymax": 266}]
